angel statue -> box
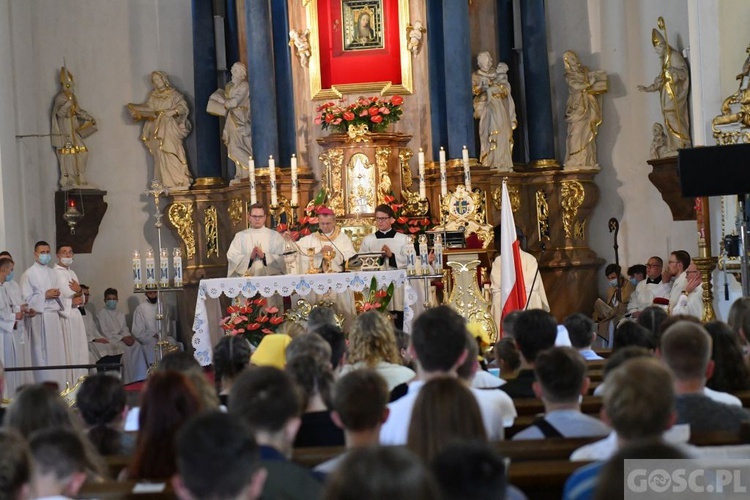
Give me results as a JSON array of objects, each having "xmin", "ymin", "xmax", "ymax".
[{"xmin": 289, "ymin": 29, "xmax": 311, "ymax": 68}]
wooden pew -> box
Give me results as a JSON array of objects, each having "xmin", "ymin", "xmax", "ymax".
[
  {"xmin": 509, "ymin": 460, "xmax": 592, "ymax": 500},
  {"xmin": 76, "ymin": 480, "xmax": 175, "ymax": 499}
]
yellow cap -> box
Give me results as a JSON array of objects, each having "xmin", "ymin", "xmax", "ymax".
[{"xmin": 250, "ymin": 334, "xmax": 293, "ymax": 369}]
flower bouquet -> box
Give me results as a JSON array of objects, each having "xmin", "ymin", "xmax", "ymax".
[
  {"xmin": 355, "ymin": 277, "xmax": 395, "ymax": 313},
  {"xmin": 276, "ymin": 189, "xmax": 328, "ymax": 241},
  {"xmin": 315, "ymin": 95, "xmax": 404, "ymax": 134},
  {"xmin": 220, "ymin": 297, "xmax": 284, "ymax": 348},
  {"xmin": 383, "ymin": 193, "xmax": 435, "ymax": 235}
]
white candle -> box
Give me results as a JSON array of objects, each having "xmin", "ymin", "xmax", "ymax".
[
  {"xmin": 159, "ymin": 248, "xmax": 169, "ymax": 287},
  {"xmin": 145, "ymin": 248, "xmax": 156, "ymax": 287},
  {"xmin": 249, "ymin": 156, "xmax": 257, "ymax": 205},
  {"xmin": 172, "ymin": 248, "xmax": 183, "ymax": 287},
  {"xmin": 439, "ymin": 147, "xmax": 448, "ymax": 197},
  {"xmin": 291, "ymin": 154, "xmax": 299, "ymax": 206},
  {"xmin": 418, "ymin": 148, "xmax": 426, "ymax": 200},
  {"xmin": 269, "ymin": 155, "xmax": 278, "ymax": 206},
  {"xmin": 132, "ymin": 250, "xmax": 142, "ymax": 289},
  {"xmin": 462, "ymin": 145, "xmax": 471, "ymax": 192}
]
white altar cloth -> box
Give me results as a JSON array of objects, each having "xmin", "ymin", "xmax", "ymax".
[{"xmin": 192, "ymin": 270, "xmax": 418, "ymax": 365}]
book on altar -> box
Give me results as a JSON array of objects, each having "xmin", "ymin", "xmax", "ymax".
[
  {"xmin": 594, "ymin": 298, "xmax": 615, "ymax": 322},
  {"xmin": 206, "ymin": 89, "xmax": 226, "ymax": 116}
]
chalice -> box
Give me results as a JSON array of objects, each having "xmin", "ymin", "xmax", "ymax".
[
  {"xmin": 306, "ymin": 248, "xmax": 319, "ymax": 274},
  {"xmin": 322, "ymin": 248, "xmax": 336, "ymax": 273}
]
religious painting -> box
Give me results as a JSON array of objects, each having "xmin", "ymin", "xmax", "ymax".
[
  {"xmin": 306, "ymin": 0, "xmax": 412, "ymax": 99},
  {"xmin": 342, "ymin": 0, "xmax": 384, "ymax": 51}
]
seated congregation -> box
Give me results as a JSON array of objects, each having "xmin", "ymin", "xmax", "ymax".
[{"xmin": 3, "ymin": 297, "xmax": 750, "ymax": 500}]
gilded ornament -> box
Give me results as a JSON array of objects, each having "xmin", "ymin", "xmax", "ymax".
[
  {"xmin": 228, "ymin": 198, "xmax": 244, "ymax": 228},
  {"xmin": 167, "ymin": 202, "xmax": 196, "ymax": 259},
  {"xmin": 376, "ymin": 146, "xmax": 392, "ymax": 206},
  {"xmin": 436, "ymin": 185, "xmax": 494, "ymax": 249},
  {"xmin": 347, "ymin": 153, "xmax": 376, "ymax": 214},
  {"xmin": 574, "ymin": 219, "xmax": 586, "ymax": 240},
  {"xmin": 205, "ymin": 206, "xmax": 219, "ymax": 258},
  {"xmin": 445, "ymin": 258, "xmax": 497, "ymax": 343},
  {"xmin": 536, "ymin": 189, "xmax": 550, "ymax": 240},
  {"xmin": 561, "ymin": 180, "xmax": 585, "ymax": 239},
  {"xmin": 320, "ymin": 148, "xmax": 345, "ymax": 215}
]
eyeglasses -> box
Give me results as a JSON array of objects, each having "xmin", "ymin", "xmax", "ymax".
[
  {"xmin": 375, "ymin": 217, "xmax": 391, "ymax": 221},
  {"xmin": 668, "ymin": 260, "xmax": 678, "ymax": 264},
  {"xmin": 646, "ymin": 263, "xmax": 662, "ymax": 267},
  {"xmin": 249, "ymin": 215, "xmax": 265, "ymax": 219}
]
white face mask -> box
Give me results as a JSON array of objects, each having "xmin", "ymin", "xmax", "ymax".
[{"xmin": 61, "ymin": 257, "xmax": 74, "ymax": 266}]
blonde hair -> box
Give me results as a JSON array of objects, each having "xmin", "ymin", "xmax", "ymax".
[{"xmin": 347, "ymin": 311, "xmax": 401, "ymax": 367}]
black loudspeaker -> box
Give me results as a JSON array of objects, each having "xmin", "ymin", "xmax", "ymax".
[{"xmin": 678, "ymin": 144, "xmax": 750, "ymax": 197}]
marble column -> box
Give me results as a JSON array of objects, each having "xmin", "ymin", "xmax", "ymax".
[
  {"xmin": 245, "ymin": 0, "xmax": 279, "ymax": 163},
  {"xmin": 519, "ymin": 0, "xmax": 557, "ymax": 166},
  {"xmin": 191, "ymin": 0, "xmax": 223, "ymax": 180}
]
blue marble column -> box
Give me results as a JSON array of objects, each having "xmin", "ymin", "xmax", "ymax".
[
  {"xmin": 271, "ymin": 0, "xmax": 295, "ymax": 162},
  {"xmin": 426, "ymin": 2, "xmax": 447, "ymax": 159},
  {"xmin": 245, "ymin": 0, "xmax": 279, "ymax": 164},
  {"xmin": 442, "ymin": 0, "xmax": 475, "ymax": 159},
  {"xmin": 520, "ymin": 0, "xmax": 557, "ymax": 164},
  {"xmin": 191, "ymin": 0, "xmax": 222, "ymax": 179}
]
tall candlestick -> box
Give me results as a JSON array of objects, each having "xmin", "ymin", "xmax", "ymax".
[
  {"xmin": 462, "ymin": 145, "xmax": 471, "ymax": 192},
  {"xmin": 159, "ymin": 247, "xmax": 169, "ymax": 287},
  {"xmin": 249, "ymin": 156, "xmax": 257, "ymax": 205},
  {"xmin": 132, "ymin": 250, "xmax": 142, "ymax": 289},
  {"xmin": 145, "ymin": 248, "xmax": 156, "ymax": 288},
  {"xmin": 418, "ymin": 148, "xmax": 426, "ymax": 200},
  {"xmin": 269, "ymin": 156, "xmax": 278, "ymax": 206},
  {"xmin": 172, "ymin": 248, "xmax": 183, "ymax": 287},
  {"xmin": 439, "ymin": 147, "xmax": 448, "ymax": 197},
  {"xmin": 291, "ymin": 154, "xmax": 299, "ymax": 206}
]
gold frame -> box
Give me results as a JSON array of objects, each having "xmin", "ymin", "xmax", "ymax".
[{"xmin": 306, "ymin": 0, "xmax": 413, "ymax": 100}]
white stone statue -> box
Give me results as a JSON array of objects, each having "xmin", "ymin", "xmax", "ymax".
[
  {"xmin": 563, "ymin": 50, "xmax": 608, "ymax": 169},
  {"xmin": 407, "ymin": 21, "xmax": 426, "ymax": 57},
  {"xmin": 637, "ymin": 17, "xmax": 691, "ymax": 155},
  {"xmin": 650, "ymin": 122, "xmax": 669, "ymax": 159},
  {"xmin": 207, "ymin": 62, "xmax": 252, "ymax": 184},
  {"xmin": 712, "ymin": 44, "xmax": 750, "ymax": 142},
  {"xmin": 51, "ymin": 66, "xmax": 98, "ymax": 190},
  {"xmin": 472, "ymin": 52, "xmax": 516, "ymax": 171},
  {"xmin": 289, "ymin": 29, "xmax": 311, "ymax": 68},
  {"xmin": 128, "ymin": 71, "xmax": 193, "ymax": 190}
]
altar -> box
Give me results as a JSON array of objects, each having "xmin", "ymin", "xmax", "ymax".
[{"xmin": 191, "ymin": 269, "xmax": 418, "ymax": 365}]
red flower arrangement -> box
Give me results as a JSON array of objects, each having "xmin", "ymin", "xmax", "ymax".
[
  {"xmin": 383, "ymin": 192, "xmax": 435, "ymax": 235},
  {"xmin": 315, "ymin": 95, "xmax": 404, "ymax": 134},
  {"xmin": 356, "ymin": 277, "xmax": 395, "ymax": 313},
  {"xmin": 220, "ymin": 297, "xmax": 284, "ymax": 348},
  {"xmin": 276, "ymin": 189, "xmax": 327, "ymax": 241}
]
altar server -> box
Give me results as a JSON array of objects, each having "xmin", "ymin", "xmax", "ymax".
[
  {"xmin": 20, "ymin": 241, "xmax": 67, "ymax": 385},
  {"xmin": 226, "ymin": 203, "xmax": 287, "ymax": 277},
  {"xmin": 359, "ymin": 204, "xmax": 410, "ymax": 322},
  {"xmin": 54, "ymin": 244, "xmax": 89, "ymax": 387},
  {"xmin": 97, "ymin": 287, "xmax": 149, "ymax": 383},
  {"xmin": 79, "ymin": 284, "xmax": 123, "ymax": 370},
  {"xmin": 297, "ymin": 207, "xmax": 357, "ymax": 320},
  {"xmin": 0, "ymin": 252, "xmax": 34, "ymax": 395},
  {"xmin": 132, "ymin": 290, "xmax": 180, "ymax": 366}
]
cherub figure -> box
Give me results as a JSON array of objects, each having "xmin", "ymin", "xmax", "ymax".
[
  {"xmin": 289, "ymin": 29, "xmax": 311, "ymax": 68},
  {"xmin": 407, "ymin": 21, "xmax": 426, "ymax": 57}
]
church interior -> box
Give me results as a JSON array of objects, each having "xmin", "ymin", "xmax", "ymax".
[{"xmin": 0, "ymin": 0, "xmax": 749, "ymax": 335}]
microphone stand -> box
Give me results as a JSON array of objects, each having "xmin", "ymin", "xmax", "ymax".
[{"xmin": 524, "ymin": 243, "xmax": 545, "ymax": 310}]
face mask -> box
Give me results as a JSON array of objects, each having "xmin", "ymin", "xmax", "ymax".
[
  {"xmin": 38, "ymin": 254, "xmax": 51, "ymax": 265},
  {"xmin": 608, "ymin": 279, "xmax": 618, "ymax": 287},
  {"xmin": 61, "ymin": 257, "xmax": 74, "ymax": 266},
  {"xmin": 146, "ymin": 296, "xmax": 158, "ymax": 304},
  {"xmin": 629, "ymin": 278, "xmax": 637, "ymax": 286},
  {"xmin": 105, "ymin": 300, "xmax": 117, "ymax": 310},
  {"xmin": 5, "ymin": 272, "xmax": 13, "ymax": 282}
]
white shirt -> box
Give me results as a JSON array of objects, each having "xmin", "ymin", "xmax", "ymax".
[
  {"xmin": 570, "ymin": 424, "xmax": 692, "ymax": 461},
  {"xmin": 628, "ymin": 278, "xmax": 670, "ymax": 313},
  {"xmin": 297, "ymin": 229, "xmax": 356, "ymax": 272},
  {"xmin": 671, "ymin": 284, "xmax": 703, "ymax": 319}
]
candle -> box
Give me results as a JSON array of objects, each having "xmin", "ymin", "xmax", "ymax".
[
  {"xmin": 159, "ymin": 248, "xmax": 169, "ymax": 287},
  {"xmin": 291, "ymin": 154, "xmax": 299, "ymax": 206},
  {"xmin": 132, "ymin": 250, "xmax": 142, "ymax": 289},
  {"xmin": 418, "ymin": 148, "xmax": 426, "ymax": 200},
  {"xmin": 249, "ymin": 156, "xmax": 257, "ymax": 205},
  {"xmin": 462, "ymin": 145, "xmax": 471, "ymax": 192},
  {"xmin": 145, "ymin": 248, "xmax": 156, "ymax": 287},
  {"xmin": 439, "ymin": 147, "xmax": 448, "ymax": 197},
  {"xmin": 172, "ymin": 248, "xmax": 183, "ymax": 287},
  {"xmin": 269, "ymin": 155, "xmax": 278, "ymax": 206}
]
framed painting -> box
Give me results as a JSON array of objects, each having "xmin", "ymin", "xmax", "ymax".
[{"xmin": 306, "ymin": 0, "xmax": 413, "ymax": 100}]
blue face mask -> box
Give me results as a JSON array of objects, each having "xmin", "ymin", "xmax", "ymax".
[
  {"xmin": 5, "ymin": 271, "xmax": 13, "ymax": 282},
  {"xmin": 608, "ymin": 278, "xmax": 619, "ymax": 287},
  {"xmin": 105, "ymin": 300, "xmax": 118, "ymax": 310},
  {"xmin": 629, "ymin": 277, "xmax": 638, "ymax": 286},
  {"xmin": 38, "ymin": 254, "xmax": 51, "ymax": 265}
]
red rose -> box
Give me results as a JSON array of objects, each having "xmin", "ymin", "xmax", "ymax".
[
  {"xmin": 368, "ymin": 106, "xmax": 379, "ymax": 116},
  {"xmin": 391, "ymin": 95, "xmax": 404, "ymax": 105},
  {"xmin": 343, "ymin": 111, "xmax": 355, "ymax": 121},
  {"xmin": 371, "ymin": 115, "xmax": 383, "ymax": 123}
]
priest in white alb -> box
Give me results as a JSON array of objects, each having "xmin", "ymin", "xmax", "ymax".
[
  {"xmin": 20, "ymin": 241, "xmax": 67, "ymax": 385},
  {"xmin": 226, "ymin": 203, "xmax": 287, "ymax": 277},
  {"xmin": 97, "ymin": 287, "xmax": 149, "ymax": 383},
  {"xmin": 53, "ymin": 244, "xmax": 89, "ymax": 387},
  {"xmin": 297, "ymin": 206, "xmax": 357, "ymax": 320},
  {"xmin": 359, "ymin": 203, "xmax": 410, "ymax": 325},
  {"xmin": 0, "ymin": 257, "xmax": 24, "ymax": 398},
  {"xmin": 0, "ymin": 251, "xmax": 34, "ymax": 394}
]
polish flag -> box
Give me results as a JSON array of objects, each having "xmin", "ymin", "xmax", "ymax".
[{"xmin": 500, "ymin": 181, "xmax": 526, "ymax": 328}]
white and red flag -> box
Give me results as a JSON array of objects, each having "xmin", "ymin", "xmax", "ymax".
[{"xmin": 500, "ymin": 180, "xmax": 527, "ymax": 327}]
